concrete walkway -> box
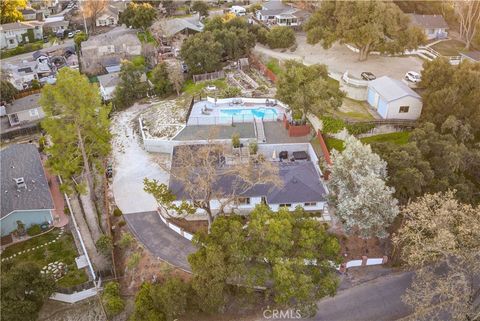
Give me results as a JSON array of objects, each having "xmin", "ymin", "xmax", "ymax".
[{"xmin": 123, "ymin": 211, "xmax": 195, "ymax": 272}]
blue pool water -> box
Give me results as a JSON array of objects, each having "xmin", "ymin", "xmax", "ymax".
[{"xmin": 220, "ymin": 107, "xmax": 278, "ymax": 120}]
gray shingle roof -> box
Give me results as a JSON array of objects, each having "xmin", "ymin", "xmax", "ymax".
[
  {"xmin": 1, "ymin": 144, "xmax": 54, "ymax": 218},
  {"xmin": 369, "ymin": 76, "xmax": 421, "ymax": 102},
  {"xmin": 408, "ymin": 14, "xmax": 448, "ymax": 29},
  {"xmin": 0, "ymin": 22, "xmax": 34, "ymax": 31},
  {"xmin": 6, "ymin": 93, "xmax": 41, "ymax": 114},
  {"xmin": 168, "ymin": 146, "xmax": 326, "ymax": 204},
  {"xmin": 98, "ymin": 72, "xmax": 120, "ymax": 88}
]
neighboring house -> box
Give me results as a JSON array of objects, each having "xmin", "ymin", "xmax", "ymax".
[
  {"xmin": 3, "ymin": 61, "xmax": 40, "ymax": 90},
  {"xmin": 0, "ymin": 144, "xmax": 54, "ymax": 237},
  {"xmin": 81, "ymin": 26, "xmax": 142, "ymax": 74},
  {"xmin": 153, "ymin": 16, "xmax": 204, "ymax": 39},
  {"xmin": 256, "ymin": 1, "xmax": 309, "ymax": 27},
  {"xmin": 0, "ymin": 22, "xmax": 44, "ymax": 49},
  {"xmin": 460, "ymin": 51, "xmax": 480, "ymax": 63},
  {"xmin": 169, "ymin": 146, "xmax": 328, "ymax": 215},
  {"xmin": 5, "ymin": 93, "xmax": 45, "ymax": 127},
  {"xmin": 367, "ymin": 76, "xmax": 422, "ymax": 120},
  {"xmin": 408, "ymin": 14, "xmax": 448, "ymax": 40},
  {"xmin": 98, "ymin": 72, "xmax": 121, "ymax": 100},
  {"xmin": 21, "ymin": 8, "xmax": 38, "ymax": 21},
  {"xmin": 230, "ymin": 5, "xmax": 247, "ymax": 16},
  {"xmin": 43, "ymin": 20, "xmax": 69, "ymax": 34},
  {"xmin": 96, "ymin": 5, "xmax": 120, "ymax": 27}
]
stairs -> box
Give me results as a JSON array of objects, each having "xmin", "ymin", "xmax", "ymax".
[{"xmin": 254, "ymin": 118, "xmax": 266, "ymax": 143}]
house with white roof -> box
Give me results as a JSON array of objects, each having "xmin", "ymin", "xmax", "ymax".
[
  {"xmin": 367, "ymin": 76, "xmax": 422, "ymax": 120},
  {"xmin": 255, "ymin": 1, "xmax": 310, "ymax": 27},
  {"xmin": 407, "ymin": 14, "xmax": 448, "ymax": 40}
]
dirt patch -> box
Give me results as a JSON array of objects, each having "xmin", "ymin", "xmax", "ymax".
[
  {"xmin": 38, "ymin": 297, "xmax": 106, "ymax": 321},
  {"xmin": 336, "ymin": 233, "xmax": 390, "ymax": 261},
  {"xmin": 167, "ymin": 218, "xmax": 208, "ymax": 235}
]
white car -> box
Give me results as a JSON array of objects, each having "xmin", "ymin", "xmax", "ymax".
[
  {"xmin": 206, "ymin": 85, "xmax": 217, "ymax": 91},
  {"xmin": 405, "ymin": 71, "xmax": 421, "ymax": 83},
  {"xmin": 68, "ymin": 32, "xmax": 74, "ymax": 38}
]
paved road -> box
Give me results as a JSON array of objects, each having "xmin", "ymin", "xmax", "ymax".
[
  {"xmin": 311, "ymin": 271, "xmax": 414, "ymax": 321},
  {"xmin": 0, "ymin": 40, "xmax": 75, "ymax": 65},
  {"xmin": 123, "ymin": 211, "xmax": 195, "ymax": 272}
]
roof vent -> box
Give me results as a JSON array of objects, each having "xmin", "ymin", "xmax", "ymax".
[{"xmin": 14, "ymin": 177, "xmax": 27, "ymax": 189}]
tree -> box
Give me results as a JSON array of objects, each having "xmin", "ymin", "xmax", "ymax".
[
  {"xmin": 0, "ymin": 0, "xmax": 26, "ymax": 24},
  {"xmin": 120, "ymin": 2, "xmax": 157, "ymax": 31},
  {"xmin": 0, "ymin": 79, "xmax": 18, "ymax": 103},
  {"xmin": 1, "ymin": 261, "xmax": 55, "ymax": 321},
  {"xmin": 191, "ymin": 0, "xmax": 209, "ymax": 17},
  {"xmin": 119, "ymin": 232, "xmax": 135, "ymax": 249},
  {"xmin": 420, "ymin": 58, "xmax": 480, "ymax": 137},
  {"xmin": 74, "ymin": 32, "xmax": 88, "ymax": 48},
  {"xmin": 180, "ymin": 32, "xmax": 223, "ymax": 74},
  {"xmin": 328, "ymin": 135, "xmax": 399, "ymax": 238},
  {"xmin": 213, "ymin": 27, "xmax": 256, "ymax": 61},
  {"xmin": 149, "ymin": 142, "xmax": 282, "ymax": 230},
  {"xmin": 454, "ymin": 0, "xmax": 480, "ymax": 50},
  {"xmin": 275, "ymin": 60, "xmax": 344, "ymax": 119},
  {"xmin": 371, "ymin": 142, "xmax": 434, "ymax": 204},
  {"xmin": 96, "ymin": 234, "xmax": 113, "ymax": 256},
  {"xmin": 40, "ymin": 68, "xmax": 111, "ymax": 199},
  {"xmin": 304, "ymin": 1, "xmax": 426, "ymax": 61},
  {"xmin": 189, "ymin": 205, "xmax": 341, "ymax": 314},
  {"xmin": 266, "ymin": 26, "xmax": 296, "ymax": 49},
  {"xmin": 113, "ymin": 60, "xmax": 149, "ymax": 110},
  {"xmin": 150, "ymin": 63, "xmax": 173, "ymax": 97},
  {"xmin": 166, "ymin": 62, "xmax": 184, "ymax": 96},
  {"xmin": 101, "ymin": 281, "xmax": 125, "ymax": 317},
  {"xmin": 393, "ymin": 191, "xmax": 480, "ymax": 320},
  {"xmin": 82, "ymin": 0, "xmax": 108, "ymax": 33}
]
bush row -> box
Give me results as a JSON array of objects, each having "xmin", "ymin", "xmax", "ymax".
[{"xmin": 321, "ymin": 116, "xmax": 375, "ymax": 135}]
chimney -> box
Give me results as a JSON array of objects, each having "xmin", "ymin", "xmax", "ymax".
[{"xmin": 14, "ymin": 177, "xmax": 27, "ymax": 189}]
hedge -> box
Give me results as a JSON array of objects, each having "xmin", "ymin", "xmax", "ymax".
[
  {"xmin": 321, "ymin": 116, "xmax": 374, "ymax": 135},
  {"xmin": 0, "ymin": 41, "xmax": 44, "ymax": 59}
]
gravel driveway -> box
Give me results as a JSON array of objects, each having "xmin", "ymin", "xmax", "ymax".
[{"xmin": 254, "ymin": 34, "xmax": 424, "ymax": 80}]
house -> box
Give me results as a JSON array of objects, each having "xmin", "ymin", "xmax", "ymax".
[
  {"xmin": 21, "ymin": 8, "xmax": 38, "ymax": 21},
  {"xmin": 152, "ymin": 16, "xmax": 204, "ymax": 39},
  {"xmin": 460, "ymin": 51, "xmax": 480, "ymax": 63},
  {"xmin": 98, "ymin": 72, "xmax": 121, "ymax": 101},
  {"xmin": 5, "ymin": 93, "xmax": 45, "ymax": 127},
  {"xmin": 367, "ymin": 76, "xmax": 422, "ymax": 120},
  {"xmin": 0, "ymin": 21, "xmax": 44, "ymax": 49},
  {"xmin": 168, "ymin": 145, "xmax": 328, "ymax": 216},
  {"xmin": 230, "ymin": 5, "xmax": 247, "ymax": 16},
  {"xmin": 96, "ymin": 5, "xmax": 120, "ymax": 27},
  {"xmin": 2, "ymin": 61, "xmax": 40, "ymax": 90},
  {"xmin": 255, "ymin": 1, "xmax": 309, "ymax": 27},
  {"xmin": 408, "ymin": 14, "xmax": 448, "ymax": 40},
  {"xmin": 81, "ymin": 26, "xmax": 142, "ymax": 75},
  {"xmin": 0, "ymin": 144, "xmax": 54, "ymax": 237},
  {"xmin": 43, "ymin": 20, "xmax": 69, "ymax": 34}
]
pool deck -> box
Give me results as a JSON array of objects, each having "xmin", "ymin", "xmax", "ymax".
[
  {"xmin": 188, "ymin": 99, "xmax": 286, "ymax": 125},
  {"xmin": 173, "ymin": 123, "xmax": 256, "ymax": 141}
]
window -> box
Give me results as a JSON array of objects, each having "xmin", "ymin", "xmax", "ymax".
[
  {"xmin": 304, "ymin": 202, "xmax": 317, "ymax": 207},
  {"xmin": 9, "ymin": 39, "xmax": 14, "ymax": 44},
  {"xmin": 279, "ymin": 203, "xmax": 292, "ymax": 208},
  {"xmin": 29, "ymin": 108, "xmax": 39, "ymax": 117},
  {"xmin": 399, "ymin": 106, "xmax": 410, "ymax": 113},
  {"xmin": 237, "ymin": 197, "xmax": 250, "ymax": 205}
]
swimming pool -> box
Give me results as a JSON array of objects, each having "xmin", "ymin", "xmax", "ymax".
[{"xmin": 219, "ymin": 107, "xmax": 278, "ymax": 120}]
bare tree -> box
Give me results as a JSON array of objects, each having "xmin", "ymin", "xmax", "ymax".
[
  {"xmin": 167, "ymin": 61, "xmax": 184, "ymax": 96},
  {"xmin": 394, "ymin": 191, "xmax": 480, "ymax": 320},
  {"xmin": 455, "ymin": 0, "xmax": 480, "ymax": 50},
  {"xmin": 82, "ymin": 0, "xmax": 108, "ymax": 33},
  {"xmin": 145, "ymin": 129, "xmax": 282, "ymax": 230}
]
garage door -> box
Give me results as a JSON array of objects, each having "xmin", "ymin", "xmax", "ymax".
[
  {"xmin": 378, "ymin": 98, "xmax": 388, "ymax": 118},
  {"xmin": 367, "ymin": 88, "xmax": 376, "ymax": 107}
]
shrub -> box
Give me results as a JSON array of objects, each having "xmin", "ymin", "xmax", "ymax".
[
  {"xmin": 119, "ymin": 233, "xmax": 135, "ymax": 248},
  {"xmin": 38, "ymin": 135, "xmax": 46, "ymax": 152},
  {"xmin": 325, "ymin": 137, "xmax": 345, "ymax": 152},
  {"xmin": 231, "ymin": 133, "xmax": 241, "ymax": 148},
  {"xmin": 27, "ymin": 224, "xmax": 42, "ymax": 236},
  {"xmin": 346, "ymin": 123, "xmax": 375, "ymax": 135},
  {"xmin": 218, "ymin": 86, "xmax": 242, "ymax": 98},
  {"xmin": 102, "ymin": 282, "xmax": 125, "ymax": 317},
  {"xmin": 95, "ymin": 235, "xmax": 113, "ymax": 256},
  {"xmin": 321, "ymin": 116, "xmax": 345, "ymax": 134},
  {"xmin": 249, "ymin": 141, "xmax": 258, "ymax": 155},
  {"xmin": 118, "ymin": 220, "xmax": 126, "ymax": 227},
  {"xmin": 253, "ymin": 25, "xmax": 269, "ymax": 45},
  {"xmin": 113, "ymin": 207, "xmax": 123, "ymax": 217},
  {"xmin": 266, "ymin": 26, "xmax": 296, "ymax": 49}
]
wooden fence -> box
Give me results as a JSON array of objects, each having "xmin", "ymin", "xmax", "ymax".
[
  {"xmin": 192, "ymin": 70, "xmax": 225, "ymax": 83},
  {"xmin": 249, "ymin": 54, "xmax": 277, "ymax": 83}
]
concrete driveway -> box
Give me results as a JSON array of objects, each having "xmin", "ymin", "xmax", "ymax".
[
  {"xmin": 111, "ymin": 103, "xmax": 169, "ymax": 214},
  {"xmin": 254, "ymin": 34, "xmax": 424, "ymax": 80},
  {"xmin": 124, "ymin": 211, "xmax": 195, "ymax": 272}
]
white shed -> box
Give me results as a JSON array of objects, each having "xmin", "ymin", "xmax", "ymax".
[{"xmin": 367, "ymin": 76, "xmax": 422, "ymax": 120}]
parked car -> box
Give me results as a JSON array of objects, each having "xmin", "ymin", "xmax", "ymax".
[
  {"xmin": 405, "ymin": 71, "xmax": 421, "ymax": 83},
  {"xmin": 74, "ymin": 30, "xmax": 82, "ymax": 34},
  {"xmin": 68, "ymin": 32, "xmax": 74, "ymax": 38},
  {"xmin": 361, "ymin": 72, "xmax": 376, "ymax": 81}
]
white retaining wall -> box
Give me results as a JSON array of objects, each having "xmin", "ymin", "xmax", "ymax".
[
  {"xmin": 157, "ymin": 210, "xmax": 193, "ymax": 241},
  {"xmin": 50, "ymin": 287, "xmax": 98, "ymax": 304}
]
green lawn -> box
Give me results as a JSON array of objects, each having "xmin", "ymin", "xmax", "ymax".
[
  {"xmin": 325, "ymin": 136, "xmax": 345, "ymax": 152},
  {"xmin": 182, "ymin": 79, "xmax": 228, "ymax": 96},
  {"xmin": 1, "ymin": 229, "xmax": 89, "ymax": 288},
  {"xmin": 266, "ymin": 58, "xmax": 283, "ymax": 75},
  {"xmin": 137, "ymin": 31, "xmax": 157, "ymax": 45},
  {"xmin": 334, "ymin": 98, "xmax": 375, "ymax": 121},
  {"xmin": 360, "ymin": 131, "xmax": 411, "ymax": 145},
  {"xmin": 431, "ymin": 40, "xmax": 466, "ymax": 56}
]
